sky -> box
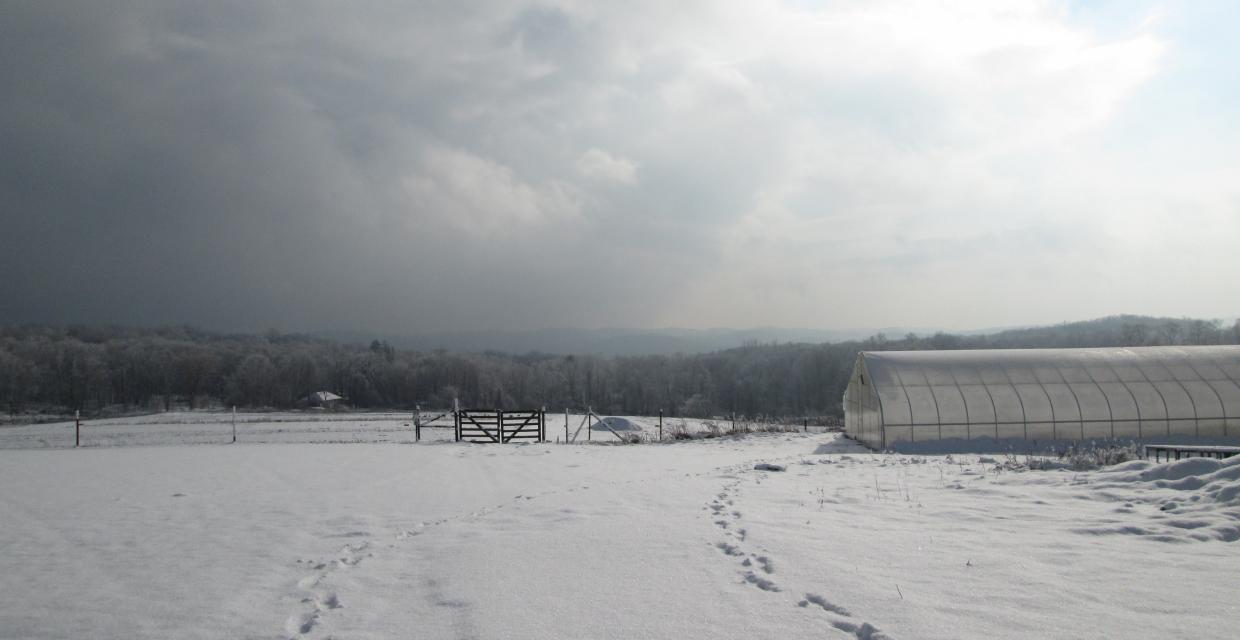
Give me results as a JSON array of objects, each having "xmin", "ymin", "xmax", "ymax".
[{"xmin": 2, "ymin": 0, "xmax": 1238, "ymax": 335}]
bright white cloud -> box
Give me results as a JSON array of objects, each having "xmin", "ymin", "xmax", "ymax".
[
  {"xmin": 402, "ymin": 147, "xmax": 581, "ymax": 235},
  {"xmin": 577, "ymin": 148, "xmax": 638, "ymax": 183}
]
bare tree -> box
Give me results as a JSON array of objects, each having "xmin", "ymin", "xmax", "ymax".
[
  {"xmin": 1121, "ymin": 323, "xmax": 1148, "ymax": 346},
  {"xmin": 1157, "ymin": 321, "xmax": 1182, "ymax": 346}
]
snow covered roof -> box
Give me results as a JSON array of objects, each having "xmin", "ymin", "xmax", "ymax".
[{"xmin": 309, "ymin": 391, "xmax": 343, "ymax": 402}]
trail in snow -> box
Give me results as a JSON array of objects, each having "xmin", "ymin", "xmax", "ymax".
[{"xmin": 705, "ymin": 457, "xmax": 893, "ymax": 639}]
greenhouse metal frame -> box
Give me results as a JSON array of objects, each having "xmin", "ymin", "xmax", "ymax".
[{"xmin": 843, "ymin": 346, "xmax": 1240, "ymax": 449}]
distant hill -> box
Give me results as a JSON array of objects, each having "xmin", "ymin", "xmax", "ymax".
[
  {"xmin": 976, "ymin": 314, "xmax": 1238, "ymax": 349},
  {"xmin": 314, "ymin": 316, "xmax": 1238, "ymax": 356},
  {"xmin": 314, "ymin": 326, "xmax": 947, "ymax": 356}
]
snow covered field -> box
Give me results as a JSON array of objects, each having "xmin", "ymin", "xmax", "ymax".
[{"xmin": 2, "ymin": 431, "xmax": 1238, "ymax": 639}]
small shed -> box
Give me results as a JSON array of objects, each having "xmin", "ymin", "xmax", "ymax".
[
  {"xmin": 306, "ymin": 391, "xmax": 344, "ymax": 409},
  {"xmin": 843, "ymin": 346, "xmax": 1240, "ymax": 449}
]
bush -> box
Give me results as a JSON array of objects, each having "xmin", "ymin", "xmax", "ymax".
[
  {"xmin": 1062, "ymin": 443, "xmax": 1141, "ymax": 470},
  {"xmin": 997, "ymin": 442, "xmax": 1142, "ymax": 472}
]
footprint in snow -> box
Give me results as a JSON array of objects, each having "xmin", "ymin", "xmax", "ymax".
[
  {"xmin": 314, "ymin": 592, "xmax": 341, "ymax": 611},
  {"xmin": 743, "ymin": 571, "xmax": 780, "ymax": 592},
  {"xmin": 831, "ymin": 619, "xmax": 888, "ymax": 640},
  {"xmin": 799, "ymin": 592, "xmax": 850, "ymax": 616},
  {"xmin": 284, "ymin": 612, "xmax": 317, "ymax": 637}
]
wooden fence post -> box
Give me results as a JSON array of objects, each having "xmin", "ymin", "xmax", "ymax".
[
  {"xmin": 803, "ymin": 417, "xmax": 807, "ymax": 433},
  {"xmin": 453, "ymin": 398, "xmax": 460, "ymax": 442},
  {"xmin": 414, "ymin": 404, "xmax": 421, "ymax": 442},
  {"xmin": 659, "ymin": 409, "xmax": 663, "ymax": 441},
  {"xmin": 75, "ymin": 410, "xmax": 80, "ymax": 448},
  {"xmin": 232, "ymin": 406, "xmax": 237, "ymax": 443},
  {"xmin": 564, "ymin": 408, "xmax": 569, "ymax": 443},
  {"xmin": 587, "ymin": 406, "xmax": 592, "ymax": 441}
]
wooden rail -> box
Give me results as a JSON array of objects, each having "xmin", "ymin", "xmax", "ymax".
[{"xmin": 454, "ymin": 410, "xmax": 546, "ymax": 443}]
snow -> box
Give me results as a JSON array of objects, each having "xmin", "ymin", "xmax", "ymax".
[
  {"xmin": 591, "ymin": 416, "xmax": 640, "ymax": 431},
  {"xmin": 0, "ymin": 411, "xmax": 792, "ymax": 448},
  {"xmin": 1, "ymin": 421, "xmax": 1238, "ymax": 639}
]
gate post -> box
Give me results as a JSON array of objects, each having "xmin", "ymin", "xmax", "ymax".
[{"xmin": 454, "ymin": 398, "xmax": 461, "ymax": 442}]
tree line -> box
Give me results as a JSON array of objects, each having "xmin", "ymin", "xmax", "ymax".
[{"xmin": 1, "ymin": 315, "xmax": 1236, "ymax": 418}]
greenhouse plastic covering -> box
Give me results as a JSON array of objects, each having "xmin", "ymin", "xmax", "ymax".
[{"xmin": 843, "ymin": 346, "xmax": 1240, "ymax": 448}]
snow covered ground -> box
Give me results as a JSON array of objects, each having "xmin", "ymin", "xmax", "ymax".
[
  {"xmin": 1, "ymin": 431, "xmax": 1237, "ymax": 639},
  {"xmin": 0, "ymin": 411, "xmax": 427, "ymax": 449},
  {"xmin": 0, "ymin": 411, "xmax": 801, "ymax": 449}
]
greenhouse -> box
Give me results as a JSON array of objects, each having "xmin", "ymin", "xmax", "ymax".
[{"xmin": 843, "ymin": 346, "xmax": 1240, "ymax": 449}]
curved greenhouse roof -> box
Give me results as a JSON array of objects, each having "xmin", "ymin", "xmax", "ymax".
[{"xmin": 843, "ymin": 346, "xmax": 1240, "ymax": 449}]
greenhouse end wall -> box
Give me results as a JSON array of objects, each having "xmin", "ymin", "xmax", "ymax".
[{"xmin": 842, "ymin": 346, "xmax": 1240, "ymax": 450}]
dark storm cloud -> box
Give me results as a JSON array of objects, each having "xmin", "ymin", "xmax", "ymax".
[
  {"xmin": 3, "ymin": 2, "xmax": 1226, "ymax": 332},
  {"xmin": 0, "ymin": 2, "xmax": 679, "ymax": 332}
]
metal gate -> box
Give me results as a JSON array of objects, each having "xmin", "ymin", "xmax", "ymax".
[{"xmin": 454, "ymin": 410, "xmax": 546, "ymax": 443}]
